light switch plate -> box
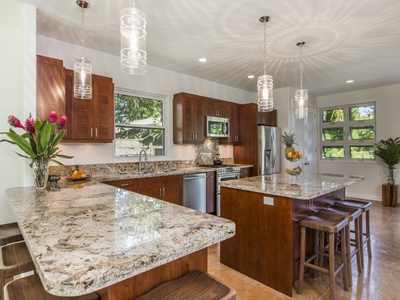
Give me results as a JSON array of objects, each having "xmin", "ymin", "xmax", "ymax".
[{"xmin": 263, "ymin": 196, "xmax": 274, "ymax": 206}]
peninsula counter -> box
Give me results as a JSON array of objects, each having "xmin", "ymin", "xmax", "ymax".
[
  {"xmin": 6, "ymin": 184, "xmax": 235, "ymax": 299},
  {"xmin": 219, "ymin": 173, "xmax": 363, "ymax": 297}
]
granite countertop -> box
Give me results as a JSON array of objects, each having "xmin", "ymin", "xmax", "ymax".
[
  {"xmin": 6, "ymin": 184, "xmax": 235, "ymax": 297},
  {"xmin": 219, "ymin": 173, "xmax": 364, "ymax": 199}
]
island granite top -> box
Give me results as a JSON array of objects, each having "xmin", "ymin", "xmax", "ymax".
[
  {"xmin": 219, "ymin": 173, "xmax": 364, "ymax": 199},
  {"xmin": 6, "ymin": 184, "xmax": 235, "ymax": 297}
]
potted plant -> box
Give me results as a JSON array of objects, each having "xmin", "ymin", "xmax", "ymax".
[{"xmin": 374, "ymin": 137, "xmax": 400, "ymax": 206}]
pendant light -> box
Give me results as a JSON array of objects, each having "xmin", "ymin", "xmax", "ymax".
[
  {"xmin": 73, "ymin": 1, "xmax": 92, "ymax": 100},
  {"xmin": 294, "ymin": 42, "xmax": 308, "ymax": 119},
  {"xmin": 257, "ymin": 16, "xmax": 274, "ymax": 112},
  {"xmin": 120, "ymin": 0, "xmax": 147, "ymax": 75}
]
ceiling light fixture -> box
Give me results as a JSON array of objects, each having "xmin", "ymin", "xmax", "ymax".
[
  {"xmin": 346, "ymin": 80, "xmax": 354, "ymax": 84},
  {"xmin": 120, "ymin": 0, "xmax": 147, "ymax": 75},
  {"xmin": 248, "ymin": 75, "xmax": 255, "ymax": 79},
  {"xmin": 257, "ymin": 16, "xmax": 273, "ymax": 112},
  {"xmin": 294, "ymin": 42, "xmax": 308, "ymax": 119},
  {"xmin": 199, "ymin": 58, "xmax": 208, "ymax": 62},
  {"xmin": 73, "ymin": 0, "xmax": 92, "ymax": 100}
]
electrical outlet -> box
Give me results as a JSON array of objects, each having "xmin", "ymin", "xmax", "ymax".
[{"xmin": 263, "ymin": 196, "xmax": 274, "ymax": 206}]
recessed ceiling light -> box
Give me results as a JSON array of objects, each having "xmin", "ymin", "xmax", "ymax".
[
  {"xmin": 199, "ymin": 58, "xmax": 207, "ymax": 63},
  {"xmin": 248, "ymin": 75, "xmax": 255, "ymax": 79},
  {"xmin": 346, "ymin": 80, "xmax": 354, "ymax": 84}
]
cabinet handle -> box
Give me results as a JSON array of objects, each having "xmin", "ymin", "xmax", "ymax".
[
  {"xmin": 192, "ymin": 133, "xmax": 195, "ymax": 140},
  {"xmin": 90, "ymin": 128, "xmax": 93, "ymax": 138},
  {"xmin": 95, "ymin": 128, "xmax": 98, "ymax": 138},
  {"xmin": 120, "ymin": 183, "xmax": 129, "ymax": 187}
]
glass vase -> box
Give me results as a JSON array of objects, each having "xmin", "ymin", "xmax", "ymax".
[
  {"xmin": 386, "ymin": 167, "xmax": 397, "ymax": 186},
  {"xmin": 32, "ymin": 158, "xmax": 49, "ymax": 190}
]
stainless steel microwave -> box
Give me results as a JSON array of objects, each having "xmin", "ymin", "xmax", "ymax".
[{"xmin": 206, "ymin": 116, "xmax": 229, "ymax": 138}]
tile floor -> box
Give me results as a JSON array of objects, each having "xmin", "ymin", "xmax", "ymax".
[{"xmin": 208, "ymin": 200, "xmax": 400, "ymax": 300}]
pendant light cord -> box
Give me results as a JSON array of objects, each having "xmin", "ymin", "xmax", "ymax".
[
  {"xmin": 299, "ymin": 43, "xmax": 303, "ymax": 90},
  {"xmin": 80, "ymin": 6, "xmax": 85, "ymax": 58},
  {"xmin": 263, "ymin": 21, "xmax": 267, "ymax": 76}
]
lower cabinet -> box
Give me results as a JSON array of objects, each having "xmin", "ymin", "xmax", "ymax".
[
  {"xmin": 206, "ymin": 172, "xmax": 216, "ymax": 213},
  {"xmin": 239, "ymin": 167, "xmax": 253, "ymax": 178},
  {"xmin": 104, "ymin": 175, "xmax": 183, "ymax": 206}
]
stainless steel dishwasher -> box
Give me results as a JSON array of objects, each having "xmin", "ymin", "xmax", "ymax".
[{"xmin": 183, "ymin": 173, "xmax": 207, "ymax": 213}]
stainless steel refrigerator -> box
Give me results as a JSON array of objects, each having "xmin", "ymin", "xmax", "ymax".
[{"xmin": 258, "ymin": 126, "xmax": 281, "ymax": 175}]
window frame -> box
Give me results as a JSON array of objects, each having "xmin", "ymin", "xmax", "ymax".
[
  {"xmin": 114, "ymin": 88, "xmax": 167, "ymax": 158},
  {"xmin": 319, "ymin": 102, "xmax": 376, "ymax": 162}
]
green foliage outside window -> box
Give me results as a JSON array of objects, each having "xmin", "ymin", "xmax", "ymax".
[
  {"xmin": 322, "ymin": 108, "xmax": 344, "ymax": 123},
  {"xmin": 349, "ymin": 105, "xmax": 374, "ymax": 121},
  {"xmin": 349, "ymin": 126, "xmax": 374, "ymax": 140},
  {"xmin": 350, "ymin": 146, "xmax": 374, "ymax": 159},
  {"xmin": 322, "ymin": 146, "xmax": 344, "ymax": 158}
]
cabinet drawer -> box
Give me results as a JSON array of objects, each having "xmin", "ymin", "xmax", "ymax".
[
  {"xmin": 140, "ymin": 175, "xmax": 182, "ymax": 188},
  {"xmin": 104, "ymin": 179, "xmax": 139, "ymax": 191}
]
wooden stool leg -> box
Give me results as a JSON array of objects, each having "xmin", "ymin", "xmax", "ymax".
[
  {"xmin": 355, "ymin": 218, "xmax": 363, "ymax": 272},
  {"xmin": 358, "ymin": 213, "xmax": 364, "ymax": 269},
  {"xmin": 366, "ymin": 210, "xmax": 372, "ymax": 259},
  {"xmin": 297, "ymin": 226, "xmax": 306, "ymax": 294},
  {"xmin": 313, "ymin": 229, "xmax": 319, "ymax": 278},
  {"xmin": 328, "ymin": 232, "xmax": 336, "ymax": 300},
  {"xmin": 340, "ymin": 228, "xmax": 348, "ymax": 291},
  {"xmin": 345, "ymin": 223, "xmax": 352, "ymax": 287}
]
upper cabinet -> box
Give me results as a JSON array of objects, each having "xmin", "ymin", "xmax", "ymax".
[
  {"xmin": 36, "ymin": 55, "xmax": 114, "ymax": 143},
  {"xmin": 258, "ymin": 109, "xmax": 277, "ymax": 126},
  {"xmin": 173, "ymin": 93, "xmax": 205, "ymax": 144},
  {"xmin": 36, "ymin": 56, "xmax": 66, "ymax": 120},
  {"xmin": 203, "ymin": 97, "xmax": 229, "ymax": 118},
  {"xmin": 64, "ymin": 70, "xmax": 114, "ymax": 142}
]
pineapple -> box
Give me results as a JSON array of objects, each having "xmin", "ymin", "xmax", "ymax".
[{"xmin": 281, "ymin": 131, "xmax": 296, "ymax": 159}]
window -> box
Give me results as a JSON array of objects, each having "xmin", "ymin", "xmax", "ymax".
[
  {"xmin": 114, "ymin": 90, "xmax": 166, "ymax": 157},
  {"xmin": 320, "ymin": 103, "xmax": 375, "ymax": 161}
]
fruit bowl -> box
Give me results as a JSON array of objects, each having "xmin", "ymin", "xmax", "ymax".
[
  {"xmin": 285, "ymin": 150, "xmax": 303, "ymax": 162},
  {"xmin": 69, "ymin": 170, "xmax": 90, "ymax": 180},
  {"xmin": 285, "ymin": 166, "xmax": 302, "ymax": 176}
]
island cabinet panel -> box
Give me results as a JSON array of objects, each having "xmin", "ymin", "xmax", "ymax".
[
  {"xmin": 173, "ymin": 93, "xmax": 205, "ymax": 144},
  {"xmin": 96, "ymin": 248, "xmax": 207, "ymax": 300},
  {"xmin": 220, "ymin": 186, "xmax": 345, "ymax": 297},
  {"xmin": 36, "ymin": 55, "xmax": 66, "ymax": 120},
  {"xmin": 64, "ymin": 70, "xmax": 114, "ymax": 142}
]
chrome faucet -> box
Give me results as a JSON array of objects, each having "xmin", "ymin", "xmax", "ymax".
[{"xmin": 138, "ymin": 149, "xmax": 148, "ymax": 173}]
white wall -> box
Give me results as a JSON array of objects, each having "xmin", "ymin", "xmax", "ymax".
[
  {"xmin": 0, "ymin": 2, "xmax": 36, "ymax": 224},
  {"xmin": 37, "ymin": 36, "xmax": 257, "ymax": 165},
  {"xmin": 317, "ymin": 84, "xmax": 400, "ymax": 201}
]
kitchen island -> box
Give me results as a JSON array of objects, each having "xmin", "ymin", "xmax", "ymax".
[
  {"xmin": 6, "ymin": 184, "xmax": 235, "ymax": 299},
  {"xmin": 219, "ymin": 173, "xmax": 363, "ymax": 297}
]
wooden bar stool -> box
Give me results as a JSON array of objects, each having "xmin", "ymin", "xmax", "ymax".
[
  {"xmin": 131, "ymin": 270, "xmax": 236, "ymax": 300},
  {"xmin": 323, "ymin": 205, "xmax": 363, "ymax": 287},
  {"xmin": 336, "ymin": 200, "xmax": 372, "ymax": 269},
  {"xmin": 297, "ymin": 211, "xmax": 348, "ymax": 300},
  {"xmin": 0, "ymin": 223, "xmax": 23, "ymax": 246},
  {"xmin": 4, "ymin": 273, "xmax": 99, "ymax": 300},
  {"xmin": 0, "ymin": 241, "xmax": 35, "ymax": 298}
]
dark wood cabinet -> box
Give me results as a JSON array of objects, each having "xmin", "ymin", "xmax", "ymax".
[
  {"xmin": 233, "ymin": 103, "xmax": 277, "ymax": 176},
  {"xmin": 239, "ymin": 167, "xmax": 252, "ymax": 178},
  {"xmin": 105, "ymin": 175, "xmax": 183, "ymax": 206},
  {"xmin": 258, "ymin": 109, "xmax": 277, "ymax": 125},
  {"xmin": 220, "ymin": 102, "xmax": 241, "ymax": 145},
  {"xmin": 173, "ymin": 93, "xmax": 205, "ymax": 144},
  {"xmin": 203, "ymin": 98, "xmax": 228, "ymax": 118},
  {"xmin": 105, "ymin": 179, "xmax": 139, "ymax": 192},
  {"xmin": 140, "ymin": 175, "xmax": 183, "ymax": 206},
  {"xmin": 206, "ymin": 171, "xmax": 216, "ymax": 213},
  {"xmin": 36, "ymin": 55, "xmax": 66, "ymax": 120},
  {"xmin": 64, "ymin": 70, "xmax": 114, "ymax": 142}
]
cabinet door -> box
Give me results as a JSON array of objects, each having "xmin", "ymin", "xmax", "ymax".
[
  {"xmin": 173, "ymin": 93, "xmax": 204, "ymax": 144},
  {"xmin": 220, "ymin": 103, "xmax": 241, "ymax": 145},
  {"xmin": 93, "ymin": 75, "xmax": 114, "ymax": 141},
  {"xmin": 140, "ymin": 175, "xmax": 183, "ymax": 205},
  {"xmin": 36, "ymin": 55, "xmax": 66, "ymax": 120},
  {"xmin": 239, "ymin": 167, "xmax": 252, "ymax": 178},
  {"xmin": 203, "ymin": 98, "xmax": 228, "ymax": 118},
  {"xmin": 206, "ymin": 172, "xmax": 216, "ymax": 213},
  {"xmin": 258, "ymin": 109, "xmax": 277, "ymax": 126}
]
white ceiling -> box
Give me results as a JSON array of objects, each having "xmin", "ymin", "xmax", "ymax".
[{"xmin": 15, "ymin": 0, "xmax": 400, "ymax": 96}]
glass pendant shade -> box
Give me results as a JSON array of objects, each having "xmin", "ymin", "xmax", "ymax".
[
  {"xmin": 120, "ymin": 6, "xmax": 147, "ymax": 75},
  {"xmin": 73, "ymin": 56, "xmax": 92, "ymax": 99},
  {"xmin": 294, "ymin": 88, "xmax": 308, "ymax": 119},
  {"xmin": 257, "ymin": 74, "xmax": 274, "ymax": 112}
]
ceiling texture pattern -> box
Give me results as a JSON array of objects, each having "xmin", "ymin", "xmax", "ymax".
[{"xmin": 16, "ymin": 0, "xmax": 400, "ymax": 96}]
